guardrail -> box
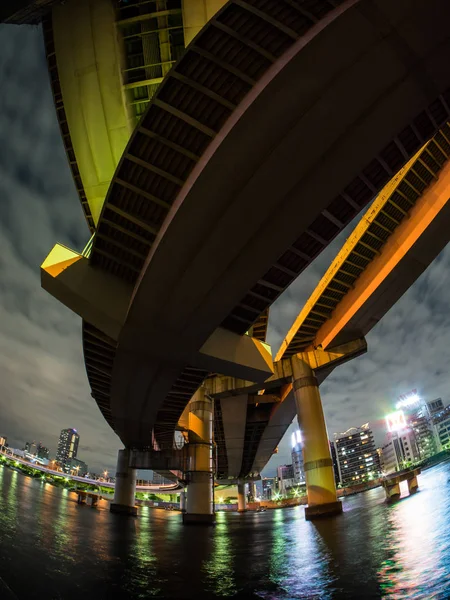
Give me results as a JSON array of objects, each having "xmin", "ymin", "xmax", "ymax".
[{"xmin": 0, "ymin": 450, "xmax": 182, "ymax": 492}]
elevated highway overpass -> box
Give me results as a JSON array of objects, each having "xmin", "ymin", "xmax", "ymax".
[
  {"xmin": 0, "ymin": 450, "xmax": 183, "ymax": 493},
  {"xmin": 4, "ymin": 0, "xmax": 450, "ymax": 521}
]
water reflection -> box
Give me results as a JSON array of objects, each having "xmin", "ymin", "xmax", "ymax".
[
  {"xmin": 203, "ymin": 511, "xmax": 236, "ymax": 596},
  {"xmin": 1, "ymin": 463, "xmax": 450, "ymax": 598}
]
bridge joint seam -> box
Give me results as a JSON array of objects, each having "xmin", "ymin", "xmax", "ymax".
[
  {"xmin": 169, "ymin": 70, "xmax": 237, "ymax": 111},
  {"xmin": 234, "ymin": 0, "xmax": 299, "ymax": 40},
  {"xmin": 137, "ymin": 126, "xmax": 201, "ymax": 161},
  {"xmin": 189, "ymin": 45, "xmax": 256, "ymax": 86},
  {"xmin": 153, "ymin": 99, "xmax": 217, "ymax": 137},
  {"xmin": 124, "ymin": 152, "xmax": 185, "ymax": 186},
  {"xmin": 212, "ymin": 21, "xmax": 277, "ymax": 63}
]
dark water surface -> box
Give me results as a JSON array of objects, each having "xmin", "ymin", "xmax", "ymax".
[{"xmin": 1, "ymin": 462, "xmax": 450, "ymax": 599}]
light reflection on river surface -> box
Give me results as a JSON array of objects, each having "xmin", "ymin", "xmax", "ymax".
[{"xmin": 1, "ymin": 461, "xmax": 450, "ymax": 598}]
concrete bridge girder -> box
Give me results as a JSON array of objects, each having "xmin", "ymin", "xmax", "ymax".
[
  {"xmin": 208, "ymin": 338, "xmax": 367, "ymax": 502},
  {"xmin": 41, "ymin": 245, "xmax": 274, "ymax": 381}
]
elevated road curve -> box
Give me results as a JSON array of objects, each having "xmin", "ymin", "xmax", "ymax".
[
  {"xmin": 100, "ymin": 0, "xmax": 450, "ymax": 447},
  {"xmin": 276, "ymin": 124, "xmax": 450, "ymax": 359}
]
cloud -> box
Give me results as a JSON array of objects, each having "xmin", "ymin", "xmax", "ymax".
[
  {"xmin": 1, "ymin": 22, "xmax": 450, "ymax": 481},
  {"xmin": 0, "ymin": 24, "xmax": 119, "ymax": 473}
]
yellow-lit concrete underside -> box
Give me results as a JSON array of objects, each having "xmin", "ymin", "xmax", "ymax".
[
  {"xmin": 52, "ymin": 0, "xmax": 133, "ymax": 226},
  {"xmin": 183, "ymin": 0, "xmax": 228, "ymax": 46},
  {"xmin": 52, "ymin": 0, "xmax": 227, "ymax": 229}
]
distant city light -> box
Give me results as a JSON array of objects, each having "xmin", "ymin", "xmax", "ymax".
[
  {"xmin": 291, "ymin": 430, "xmax": 302, "ymax": 448},
  {"xmin": 386, "ymin": 410, "xmax": 407, "ymax": 433},
  {"xmin": 396, "ymin": 392, "xmax": 421, "ymax": 410}
]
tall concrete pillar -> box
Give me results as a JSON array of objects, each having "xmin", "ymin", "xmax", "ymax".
[
  {"xmin": 291, "ymin": 356, "xmax": 342, "ymax": 520},
  {"xmin": 179, "ymin": 490, "xmax": 187, "ymax": 512},
  {"xmin": 183, "ymin": 388, "xmax": 215, "ymax": 525},
  {"xmin": 110, "ymin": 449, "xmax": 137, "ymax": 516},
  {"xmin": 237, "ymin": 481, "xmax": 247, "ymax": 512}
]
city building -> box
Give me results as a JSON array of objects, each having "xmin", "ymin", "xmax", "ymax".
[
  {"xmin": 334, "ymin": 424, "xmax": 380, "ymax": 487},
  {"xmin": 329, "ymin": 440, "xmax": 340, "ymax": 486},
  {"xmin": 262, "ymin": 477, "xmax": 275, "ymax": 500},
  {"xmin": 431, "ymin": 404, "xmax": 450, "ymax": 450},
  {"xmin": 0, "ymin": 436, "xmax": 6, "ymax": 447},
  {"xmin": 37, "ymin": 444, "xmax": 50, "ymax": 460},
  {"xmin": 56, "ymin": 428, "xmax": 79, "ymax": 469},
  {"xmin": 65, "ymin": 457, "xmax": 88, "ymax": 476},
  {"xmin": 381, "ymin": 425, "xmax": 420, "ymax": 474},
  {"xmin": 410, "ymin": 415, "xmax": 438, "ymax": 459},
  {"xmin": 24, "ymin": 441, "xmax": 37, "ymax": 455},
  {"xmin": 277, "ymin": 464, "xmax": 295, "ymax": 495},
  {"xmin": 427, "ymin": 398, "xmax": 444, "ymax": 416},
  {"xmin": 291, "ymin": 430, "xmax": 305, "ymax": 484},
  {"xmin": 395, "ymin": 392, "xmax": 438, "ymax": 460}
]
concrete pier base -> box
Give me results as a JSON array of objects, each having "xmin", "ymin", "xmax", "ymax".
[
  {"xmin": 179, "ymin": 490, "xmax": 186, "ymax": 512},
  {"xmin": 237, "ymin": 481, "xmax": 247, "ymax": 512},
  {"xmin": 385, "ymin": 482, "xmax": 401, "ymax": 502},
  {"xmin": 305, "ymin": 500, "xmax": 343, "ymax": 520},
  {"xmin": 408, "ymin": 476, "xmax": 419, "ymax": 494},
  {"xmin": 110, "ymin": 503, "xmax": 138, "ymax": 516},
  {"xmin": 382, "ymin": 468, "xmax": 420, "ymax": 502},
  {"xmin": 182, "ymin": 512, "xmax": 215, "ymax": 525},
  {"xmin": 110, "ymin": 449, "xmax": 137, "ymax": 516}
]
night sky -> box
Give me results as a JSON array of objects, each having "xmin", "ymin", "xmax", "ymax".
[{"xmin": 1, "ymin": 23, "xmax": 450, "ymax": 476}]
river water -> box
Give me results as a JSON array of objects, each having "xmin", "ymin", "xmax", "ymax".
[{"xmin": 1, "ymin": 461, "xmax": 450, "ymax": 599}]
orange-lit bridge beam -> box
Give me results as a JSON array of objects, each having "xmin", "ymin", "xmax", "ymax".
[{"xmin": 316, "ymin": 156, "xmax": 450, "ymax": 351}]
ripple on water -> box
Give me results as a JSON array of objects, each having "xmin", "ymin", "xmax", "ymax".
[{"xmin": 1, "ymin": 462, "xmax": 450, "ymax": 598}]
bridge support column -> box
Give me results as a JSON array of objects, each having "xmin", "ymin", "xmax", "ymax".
[
  {"xmin": 183, "ymin": 388, "xmax": 215, "ymax": 525},
  {"xmin": 237, "ymin": 481, "xmax": 247, "ymax": 512},
  {"xmin": 110, "ymin": 449, "xmax": 137, "ymax": 516},
  {"xmin": 291, "ymin": 356, "xmax": 342, "ymax": 520},
  {"xmin": 385, "ymin": 482, "xmax": 401, "ymax": 502},
  {"xmin": 408, "ymin": 476, "xmax": 418, "ymax": 494},
  {"xmin": 179, "ymin": 490, "xmax": 186, "ymax": 512}
]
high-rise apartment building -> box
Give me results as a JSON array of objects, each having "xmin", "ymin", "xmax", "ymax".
[
  {"xmin": 381, "ymin": 429, "xmax": 420, "ymax": 474},
  {"xmin": 431, "ymin": 403, "xmax": 450, "ymax": 450},
  {"xmin": 334, "ymin": 424, "xmax": 380, "ymax": 487},
  {"xmin": 37, "ymin": 444, "xmax": 50, "ymax": 460},
  {"xmin": 56, "ymin": 428, "xmax": 79, "ymax": 469},
  {"xmin": 427, "ymin": 398, "xmax": 444, "ymax": 416},
  {"xmin": 395, "ymin": 393, "xmax": 438, "ymax": 459},
  {"xmin": 24, "ymin": 441, "xmax": 37, "ymax": 455},
  {"xmin": 291, "ymin": 430, "xmax": 305, "ymax": 484},
  {"xmin": 277, "ymin": 464, "xmax": 295, "ymax": 495},
  {"xmin": 262, "ymin": 477, "xmax": 275, "ymax": 500},
  {"xmin": 329, "ymin": 440, "xmax": 340, "ymax": 486}
]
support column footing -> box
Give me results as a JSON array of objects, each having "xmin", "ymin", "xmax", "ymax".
[
  {"xmin": 183, "ymin": 513, "xmax": 215, "ymax": 525},
  {"xmin": 110, "ymin": 503, "xmax": 138, "ymax": 516},
  {"xmin": 305, "ymin": 500, "xmax": 342, "ymax": 520}
]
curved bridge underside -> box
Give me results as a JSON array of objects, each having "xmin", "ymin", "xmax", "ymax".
[{"xmin": 74, "ymin": 0, "xmax": 450, "ymax": 455}]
